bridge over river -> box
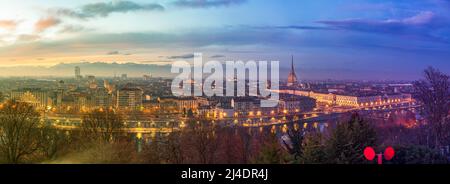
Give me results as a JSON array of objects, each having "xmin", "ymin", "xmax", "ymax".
[{"xmin": 44, "ymin": 100, "xmax": 419, "ymax": 136}]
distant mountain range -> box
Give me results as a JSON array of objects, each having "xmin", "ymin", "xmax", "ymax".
[
  {"xmin": 0, "ymin": 61, "xmax": 420, "ymax": 81},
  {"xmin": 0, "ymin": 62, "xmax": 174, "ymax": 78}
]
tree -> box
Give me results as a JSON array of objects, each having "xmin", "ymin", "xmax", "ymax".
[
  {"xmin": 81, "ymin": 109, "xmax": 124, "ymax": 144},
  {"xmin": 282, "ymin": 127, "xmax": 305, "ymax": 161},
  {"xmin": 325, "ymin": 113, "xmax": 377, "ymax": 164},
  {"xmin": 54, "ymin": 139, "xmax": 137, "ymax": 164},
  {"xmin": 183, "ymin": 121, "xmax": 219, "ymax": 164},
  {"xmin": 187, "ymin": 109, "xmax": 194, "ymax": 118},
  {"xmin": 216, "ymin": 127, "xmax": 241, "ymax": 164},
  {"xmin": 414, "ymin": 67, "xmax": 450, "ymax": 148},
  {"xmin": 235, "ymin": 127, "xmax": 255, "ymax": 164},
  {"xmin": 0, "ymin": 101, "xmax": 41, "ymax": 163},
  {"xmin": 252, "ymin": 134, "xmax": 290, "ymax": 164},
  {"xmin": 182, "ymin": 108, "xmax": 187, "ymax": 116},
  {"xmin": 386, "ymin": 145, "xmax": 448, "ymax": 164},
  {"xmin": 162, "ymin": 131, "xmax": 185, "ymax": 164},
  {"xmin": 300, "ymin": 132, "xmax": 326, "ymax": 164},
  {"xmin": 37, "ymin": 124, "xmax": 71, "ymax": 161},
  {"xmin": 139, "ymin": 137, "xmax": 164, "ymax": 164}
]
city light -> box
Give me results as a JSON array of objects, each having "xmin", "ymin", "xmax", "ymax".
[{"xmin": 0, "ymin": 0, "xmax": 444, "ymax": 169}]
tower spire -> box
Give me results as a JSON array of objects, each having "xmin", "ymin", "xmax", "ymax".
[
  {"xmin": 287, "ymin": 55, "xmax": 298, "ymax": 87},
  {"xmin": 291, "ymin": 55, "xmax": 295, "ymax": 73}
]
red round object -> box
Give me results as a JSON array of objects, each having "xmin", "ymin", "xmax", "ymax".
[
  {"xmin": 384, "ymin": 147, "xmax": 395, "ymax": 161},
  {"xmin": 364, "ymin": 147, "xmax": 376, "ymax": 161}
]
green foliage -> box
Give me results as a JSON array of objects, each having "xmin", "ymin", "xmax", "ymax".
[
  {"xmin": 187, "ymin": 109, "xmax": 194, "ymax": 118},
  {"xmin": 282, "ymin": 128, "xmax": 304, "ymax": 160},
  {"xmin": 325, "ymin": 113, "xmax": 377, "ymax": 164},
  {"xmin": 253, "ymin": 134, "xmax": 290, "ymax": 164},
  {"xmin": 292, "ymin": 113, "xmax": 377, "ymax": 164},
  {"xmin": 299, "ymin": 132, "xmax": 326, "ymax": 164},
  {"xmin": 386, "ymin": 145, "xmax": 448, "ymax": 164}
]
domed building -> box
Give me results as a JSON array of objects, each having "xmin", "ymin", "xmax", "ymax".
[{"xmin": 287, "ymin": 55, "xmax": 298, "ymax": 87}]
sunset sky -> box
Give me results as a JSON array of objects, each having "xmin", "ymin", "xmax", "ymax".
[{"xmin": 0, "ymin": 0, "xmax": 449, "ymax": 79}]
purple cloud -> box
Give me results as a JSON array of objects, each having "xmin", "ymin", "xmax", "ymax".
[
  {"xmin": 317, "ymin": 11, "xmax": 450, "ymax": 43},
  {"xmin": 247, "ymin": 25, "xmax": 335, "ymax": 31},
  {"xmin": 318, "ymin": 11, "xmax": 436, "ymax": 32}
]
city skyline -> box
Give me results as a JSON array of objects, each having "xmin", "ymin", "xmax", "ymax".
[
  {"xmin": 0, "ymin": 0, "xmax": 449, "ymax": 80},
  {"xmin": 0, "ymin": 61, "xmax": 429, "ymax": 81}
]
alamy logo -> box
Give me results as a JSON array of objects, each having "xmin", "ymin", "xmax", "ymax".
[{"xmin": 171, "ymin": 53, "xmax": 280, "ymax": 107}]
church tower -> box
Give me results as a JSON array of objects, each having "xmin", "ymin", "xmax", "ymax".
[{"xmin": 287, "ymin": 55, "xmax": 298, "ymax": 87}]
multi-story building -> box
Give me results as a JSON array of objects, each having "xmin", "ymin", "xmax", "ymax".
[
  {"xmin": 90, "ymin": 88, "xmax": 114, "ymax": 110},
  {"xmin": 75, "ymin": 66, "xmax": 82, "ymax": 80},
  {"xmin": 10, "ymin": 88, "xmax": 50, "ymax": 110},
  {"xmin": 116, "ymin": 86, "xmax": 143, "ymax": 111},
  {"xmin": 56, "ymin": 80, "xmax": 64, "ymax": 108},
  {"xmin": 279, "ymin": 95, "xmax": 316, "ymax": 113},
  {"xmin": 383, "ymin": 93, "xmax": 412, "ymax": 104},
  {"xmin": 143, "ymin": 75, "xmax": 152, "ymax": 81},
  {"xmin": 121, "ymin": 74, "xmax": 128, "ymax": 81},
  {"xmin": 356, "ymin": 95, "xmax": 382, "ymax": 107},
  {"xmin": 309, "ymin": 92, "xmax": 335, "ymax": 105},
  {"xmin": 74, "ymin": 93, "xmax": 88, "ymax": 112},
  {"xmin": 335, "ymin": 95, "xmax": 361, "ymax": 107},
  {"xmin": 231, "ymin": 97, "xmax": 258, "ymax": 115},
  {"xmin": 176, "ymin": 97, "xmax": 208, "ymax": 111},
  {"xmin": 279, "ymin": 89, "xmax": 412, "ymax": 108}
]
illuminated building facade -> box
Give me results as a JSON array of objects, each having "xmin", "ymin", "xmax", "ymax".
[
  {"xmin": 279, "ymin": 95, "xmax": 316, "ymax": 113},
  {"xmin": 10, "ymin": 88, "xmax": 50, "ymax": 109},
  {"xmin": 231, "ymin": 97, "xmax": 257, "ymax": 115},
  {"xmin": 116, "ymin": 86, "xmax": 143, "ymax": 111},
  {"xmin": 279, "ymin": 89, "xmax": 412, "ymax": 108},
  {"xmin": 176, "ymin": 97, "xmax": 209, "ymax": 111}
]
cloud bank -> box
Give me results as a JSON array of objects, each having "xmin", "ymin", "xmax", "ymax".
[
  {"xmin": 34, "ymin": 17, "xmax": 61, "ymax": 32},
  {"xmin": 0, "ymin": 20, "xmax": 19, "ymax": 31},
  {"xmin": 317, "ymin": 11, "xmax": 450, "ymax": 43},
  {"xmin": 52, "ymin": 1, "xmax": 164, "ymax": 20},
  {"xmin": 173, "ymin": 0, "xmax": 247, "ymax": 8},
  {"xmin": 167, "ymin": 54, "xmax": 195, "ymax": 59}
]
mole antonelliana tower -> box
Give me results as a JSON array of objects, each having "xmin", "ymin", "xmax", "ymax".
[{"xmin": 287, "ymin": 55, "xmax": 298, "ymax": 87}]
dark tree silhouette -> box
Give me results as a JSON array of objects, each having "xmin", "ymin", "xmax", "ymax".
[
  {"xmin": 253, "ymin": 133, "xmax": 290, "ymax": 164},
  {"xmin": 282, "ymin": 127, "xmax": 305, "ymax": 161},
  {"xmin": 386, "ymin": 145, "xmax": 448, "ymax": 164},
  {"xmin": 163, "ymin": 131, "xmax": 185, "ymax": 164},
  {"xmin": 414, "ymin": 67, "xmax": 450, "ymax": 148},
  {"xmin": 183, "ymin": 121, "xmax": 219, "ymax": 164},
  {"xmin": 300, "ymin": 132, "xmax": 326, "ymax": 164},
  {"xmin": 37, "ymin": 124, "xmax": 70, "ymax": 161},
  {"xmin": 235, "ymin": 127, "xmax": 255, "ymax": 164},
  {"xmin": 81, "ymin": 109, "xmax": 124, "ymax": 143},
  {"xmin": 325, "ymin": 113, "xmax": 377, "ymax": 164},
  {"xmin": 0, "ymin": 101, "xmax": 41, "ymax": 163}
]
